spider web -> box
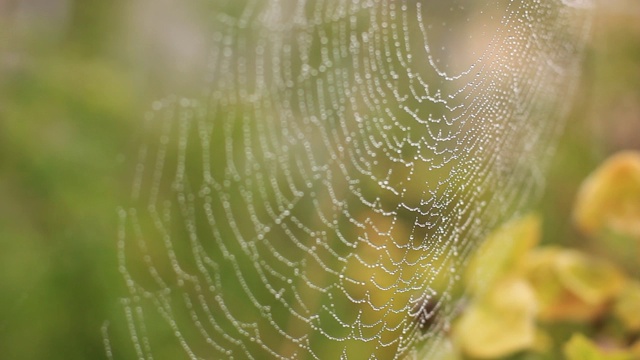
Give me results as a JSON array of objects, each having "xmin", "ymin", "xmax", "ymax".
[{"xmin": 113, "ymin": 0, "xmax": 593, "ymax": 358}]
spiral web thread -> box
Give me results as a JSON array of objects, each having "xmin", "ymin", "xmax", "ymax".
[{"xmin": 115, "ymin": 0, "xmax": 592, "ymax": 359}]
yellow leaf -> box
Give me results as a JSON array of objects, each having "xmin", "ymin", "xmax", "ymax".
[
  {"xmin": 524, "ymin": 247, "xmax": 625, "ymax": 322},
  {"xmin": 631, "ymin": 341, "xmax": 640, "ymax": 357},
  {"xmin": 614, "ymin": 281, "xmax": 640, "ymax": 332},
  {"xmin": 564, "ymin": 333, "xmax": 634, "ymax": 360},
  {"xmin": 555, "ymin": 249, "xmax": 626, "ymax": 305},
  {"xmin": 574, "ymin": 151, "xmax": 640, "ymax": 239},
  {"xmin": 465, "ymin": 214, "xmax": 541, "ymax": 294},
  {"xmin": 455, "ymin": 278, "xmax": 537, "ymax": 358}
]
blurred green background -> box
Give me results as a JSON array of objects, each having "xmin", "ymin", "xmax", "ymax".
[{"xmin": 0, "ymin": 0, "xmax": 638, "ymax": 359}]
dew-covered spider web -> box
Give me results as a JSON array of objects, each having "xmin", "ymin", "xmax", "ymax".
[{"xmin": 112, "ymin": 0, "xmax": 593, "ymax": 359}]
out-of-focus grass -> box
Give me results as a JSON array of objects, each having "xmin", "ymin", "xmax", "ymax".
[
  {"xmin": 0, "ymin": 1, "xmax": 140, "ymax": 358},
  {"xmin": 0, "ymin": 0, "xmax": 638, "ymax": 359},
  {"xmin": 540, "ymin": 0, "xmax": 640, "ymax": 248}
]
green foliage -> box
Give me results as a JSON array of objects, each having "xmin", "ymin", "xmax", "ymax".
[{"xmin": 0, "ymin": 3, "xmax": 138, "ymax": 358}]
